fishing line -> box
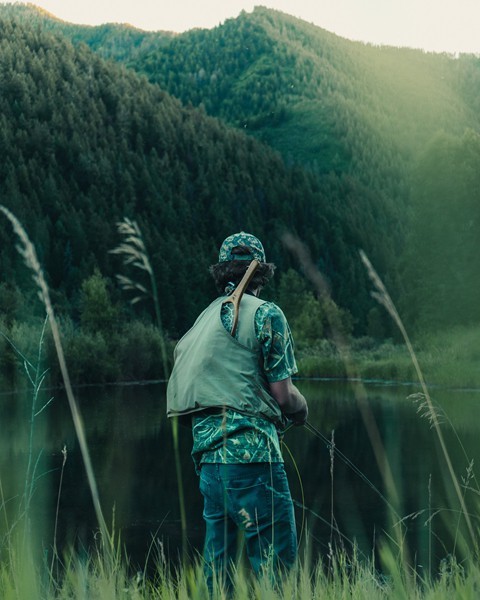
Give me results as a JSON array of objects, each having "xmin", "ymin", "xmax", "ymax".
[
  {"xmin": 282, "ymin": 437, "xmax": 365, "ymax": 559},
  {"xmin": 288, "ymin": 496, "xmax": 364, "ymax": 558},
  {"xmin": 279, "ymin": 424, "xmax": 375, "ymax": 563},
  {"xmin": 281, "ymin": 440, "xmax": 305, "ymax": 549},
  {"xmin": 304, "ymin": 420, "xmax": 401, "ymax": 521}
]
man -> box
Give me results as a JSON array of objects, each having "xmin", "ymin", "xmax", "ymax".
[{"xmin": 167, "ymin": 231, "xmax": 308, "ymax": 591}]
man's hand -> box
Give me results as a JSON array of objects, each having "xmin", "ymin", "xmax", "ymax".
[
  {"xmin": 269, "ymin": 377, "xmax": 308, "ymax": 427},
  {"xmin": 287, "ymin": 402, "xmax": 308, "ymax": 426}
]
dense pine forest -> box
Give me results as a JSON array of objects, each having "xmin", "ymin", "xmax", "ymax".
[{"xmin": 0, "ymin": 3, "xmax": 479, "ymax": 383}]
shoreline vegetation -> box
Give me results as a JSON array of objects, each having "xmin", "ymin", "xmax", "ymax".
[
  {"xmin": 1, "ymin": 317, "xmax": 479, "ymax": 391},
  {"xmin": 296, "ymin": 324, "xmax": 480, "ymax": 390}
]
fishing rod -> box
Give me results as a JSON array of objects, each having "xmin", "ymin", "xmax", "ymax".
[{"xmin": 303, "ymin": 420, "xmax": 401, "ymax": 522}]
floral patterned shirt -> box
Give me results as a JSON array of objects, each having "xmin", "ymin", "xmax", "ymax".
[{"xmin": 191, "ymin": 297, "xmax": 297, "ymax": 472}]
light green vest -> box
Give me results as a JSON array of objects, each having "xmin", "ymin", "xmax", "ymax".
[{"xmin": 166, "ymin": 294, "xmax": 284, "ymax": 425}]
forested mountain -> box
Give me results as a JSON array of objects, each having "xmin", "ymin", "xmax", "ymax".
[
  {"xmin": 112, "ymin": 7, "xmax": 480, "ymax": 331},
  {"xmin": 0, "ymin": 14, "xmax": 397, "ymax": 340},
  {"xmin": 0, "ymin": 3, "xmax": 173, "ymax": 62},
  {"xmin": 2, "ymin": 4, "xmax": 480, "ymax": 336}
]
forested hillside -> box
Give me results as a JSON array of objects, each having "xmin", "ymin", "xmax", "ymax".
[
  {"xmin": 123, "ymin": 8, "xmax": 479, "ymax": 170},
  {"xmin": 125, "ymin": 7, "xmax": 480, "ymax": 332},
  {"xmin": 1, "ymin": 3, "xmax": 480, "ymax": 342},
  {"xmin": 0, "ymin": 3, "xmax": 172, "ymax": 61},
  {"xmin": 0, "ymin": 14, "xmax": 399, "ymax": 347},
  {"xmin": 124, "ymin": 7, "xmax": 480, "ymax": 332}
]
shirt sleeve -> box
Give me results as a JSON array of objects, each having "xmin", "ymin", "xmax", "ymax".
[{"xmin": 255, "ymin": 302, "xmax": 298, "ymax": 383}]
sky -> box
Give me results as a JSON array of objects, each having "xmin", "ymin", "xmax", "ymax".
[{"xmin": 3, "ymin": 0, "xmax": 480, "ymax": 54}]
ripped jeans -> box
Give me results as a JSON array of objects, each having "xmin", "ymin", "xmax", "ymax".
[{"xmin": 199, "ymin": 462, "xmax": 297, "ymax": 592}]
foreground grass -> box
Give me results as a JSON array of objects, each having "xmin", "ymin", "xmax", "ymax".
[
  {"xmin": 297, "ymin": 324, "xmax": 480, "ymax": 389},
  {"xmin": 1, "ymin": 542, "xmax": 480, "ymax": 600}
]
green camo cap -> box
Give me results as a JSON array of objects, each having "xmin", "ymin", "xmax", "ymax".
[{"xmin": 218, "ymin": 232, "xmax": 266, "ymax": 263}]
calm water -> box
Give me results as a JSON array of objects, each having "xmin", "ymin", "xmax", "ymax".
[{"xmin": 2, "ymin": 379, "xmax": 480, "ymax": 571}]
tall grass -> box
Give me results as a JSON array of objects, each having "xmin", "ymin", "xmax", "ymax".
[
  {"xmin": 111, "ymin": 217, "xmax": 187, "ymax": 562},
  {"xmin": 110, "ymin": 218, "xmax": 169, "ymax": 381},
  {"xmin": 359, "ymin": 249, "xmax": 477, "ymax": 549},
  {"xmin": 0, "ymin": 312, "xmax": 53, "ymax": 592},
  {"xmin": 283, "ymin": 234, "xmax": 412, "ymax": 573},
  {"xmin": 2, "ymin": 537, "xmax": 480, "ymax": 598},
  {"xmin": 0, "ymin": 316, "xmax": 53, "ymax": 536},
  {"xmin": 283, "ymin": 234, "xmax": 479, "ymax": 583},
  {"xmin": 0, "ymin": 205, "xmax": 112, "ymax": 558}
]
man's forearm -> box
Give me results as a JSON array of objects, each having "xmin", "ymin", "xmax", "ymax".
[
  {"xmin": 283, "ymin": 385, "xmax": 307, "ymax": 415},
  {"xmin": 269, "ymin": 378, "xmax": 308, "ymax": 423}
]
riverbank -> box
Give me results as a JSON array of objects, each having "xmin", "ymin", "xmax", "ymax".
[
  {"xmin": 1, "ymin": 318, "xmax": 478, "ymax": 391},
  {"xmin": 296, "ymin": 325, "xmax": 480, "ymax": 390}
]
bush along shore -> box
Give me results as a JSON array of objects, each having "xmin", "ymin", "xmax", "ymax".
[
  {"xmin": 295, "ymin": 324, "xmax": 480, "ymax": 390},
  {"xmin": 1, "ymin": 316, "xmax": 479, "ymax": 391},
  {"xmin": 0, "ymin": 316, "xmax": 173, "ymax": 388}
]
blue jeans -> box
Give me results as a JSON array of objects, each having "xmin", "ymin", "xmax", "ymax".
[{"xmin": 199, "ymin": 462, "xmax": 297, "ymax": 591}]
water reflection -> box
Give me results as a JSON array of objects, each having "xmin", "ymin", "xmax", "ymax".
[{"xmin": 2, "ymin": 379, "xmax": 480, "ymax": 571}]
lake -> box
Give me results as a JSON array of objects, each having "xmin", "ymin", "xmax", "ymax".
[{"xmin": 1, "ymin": 378, "xmax": 479, "ymax": 574}]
